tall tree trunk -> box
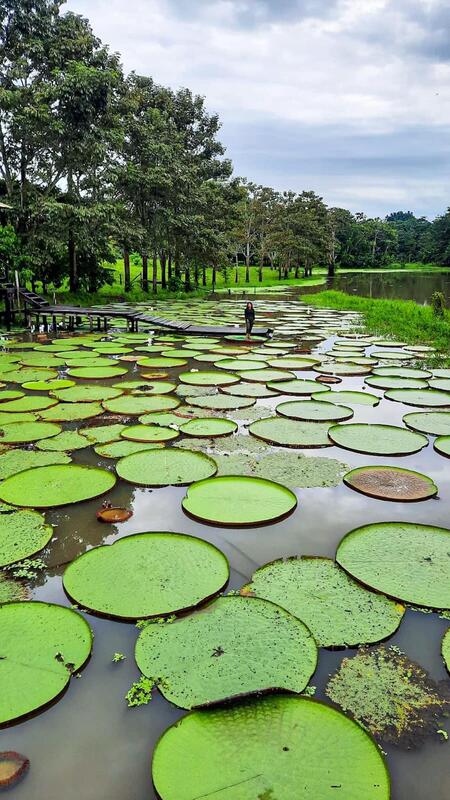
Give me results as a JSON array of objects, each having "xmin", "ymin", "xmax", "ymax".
[
  {"xmin": 123, "ymin": 249, "xmax": 131, "ymax": 292},
  {"xmin": 294, "ymin": 265, "xmax": 299, "ymax": 279},
  {"xmin": 202, "ymin": 266, "xmax": 206, "ymax": 286},
  {"xmin": 68, "ymin": 227, "xmax": 78, "ymax": 293},
  {"xmin": 152, "ymin": 252, "xmax": 158, "ymax": 293},
  {"xmin": 212, "ymin": 265, "xmax": 217, "ymax": 289},
  {"xmin": 174, "ymin": 246, "xmax": 181, "ymax": 279},
  {"xmin": 194, "ymin": 265, "xmax": 199, "ymax": 287},
  {"xmin": 328, "ymin": 261, "xmax": 335, "ymax": 277},
  {"xmin": 184, "ymin": 266, "xmax": 191, "ymax": 291},
  {"xmin": 258, "ymin": 251, "xmax": 263, "ymax": 282},
  {"xmin": 168, "ymin": 251, "xmax": 172, "ymax": 280},
  {"xmin": 160, "ymin": 252, "xmax": 167, "ymax": 289},
  {"xmin": 142, "ymin": 253, "xmax": 149, "ymax": 293},
  {"xmin": 245, "ymin": 243, "xmax": 250, "ymax": 283}
]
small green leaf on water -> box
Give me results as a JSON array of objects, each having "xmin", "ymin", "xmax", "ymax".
[
  {"xmin": 112, "ymin": 652, "xmax": 126, "ymax": 663},
  {"xmin": 126, "ymin": 675, "xmax": 154, "ymax": 707}
]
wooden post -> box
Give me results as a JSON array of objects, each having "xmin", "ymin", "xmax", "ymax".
[
  {"xmin": 103, "ymin": 317, "xmax": 107, "ymax": 331},
  {"xmin": 52, "ymin": 316, "xmax": 57, "ymax": 333},
  {"xmin": 43, "ymin": 315, "xmax": 48, "ymax": 332}
]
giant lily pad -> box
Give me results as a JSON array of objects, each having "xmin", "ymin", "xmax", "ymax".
[
  {"xmin": 0, "ymin": 449, "xmax": 70, "ymax": 479},
  {"xmin": 22, "ymin": 379, "xmax": 75, "ymax": 391},
  {"xmin": 0, "ymin": 421, "xmax": 61, "ymax": 444},
  {"xmin": 0, "ymin": 390, "xmax": 24, "ymax": 402},
  {"xmin": 267, "ymin": 378, "xmax": 327, "ymax": 396},
  {"xmin": 238, "ymin": 368, "xmax": 294, "ymax": 383},
  {"xmin": 442, "ymin": 629, "xmax": 450, "ymax": 673},
  {"xmin": 0, "ymin": 464, "xmax": 116, "ymax": 508},
  {"xmin": 0, "ymin": 602, "xmax": 92, "ymax": 725},
  {"xmin": 120, "ymin": 424, "xmax": 179, "ymax": 443},
  {"xmin": 403, "ymin": 411, "xmax": 450, "ymax": 436},
  {"xmin": 434, "ymin": 436, "xmax": 450, "ymax": 458},
  {"xmin": 79, "ymin": 423, "xmax": 127, "ymax": 444},
  {"xmin": 136, "ymin": 595, "xmax": 317, "ymax": 709},
  {"xmin": 267, "ymin": 356, "xmax": 320, "ymax": 369},
  {"xmin": 385, "ymin": 388, "xmax": 450, "ymax": 407},
  {"xmin": 0, "ymin": 509, "xmax": 53, "ymax": 566},
  {"xmin": 3, "ymin": 368, "xmax": 58, "ymax": 384},
  {"xmin": 343, "ymin": 466, "xmax": 437, "ymax": 501},
  {"xmin": 336, "ymin": 521, "xmax": 450, "ymax": 608},
  {"xmin": 63, "ymin": 532, "xmax": 229, "ymax": 620},
  {"xmin": 39, "ymin": 402, "xmax": 104, "ymax": 422},
  {"xmin": 116, "ymin": 448, "xmax": 217, "ymax": 486},
  {"xmin": 50, "ymin": 385, "xmax": 123, "ymax": 403},
  {"xmin": 365, "ymin": 376, "xmax": 428, "ymax": 390},
  {"xmin": 137, "ymin": 357, "xmax": 187, "ymax": 368},
  {"xmin": 276, "ymin": 400, "xmax": 353, "ymax": 422},
  {"xmin": 314, "ymin": 362, "xmax": 373, "ymax": 376},
  {"xmin": 186, "ymin": 394, "xmax": 255, "ymax": 410},
  {"xmin": 36, "ymin": 431, "xmax": 90, "ymax": 452},
  {"xmin": 102, "ymin": 395, "xmax": 180, "ymax": 415},
  {"xmin": 67, "ymin": 366, "xmax": 127, "ymax": 379},
  {"xmin": 328, "ymin": 424, "xmax": 428, "ymax": 456},
  {"xmin": 249, "ymin": 417, "xmax": 331, "ymax": 448},
  {"xmin": 179, "ymin": 371, "xmax": 239, "ymax": 386},
  {"xmin": 152, "ymin": 695, "xmax": 390, "ymax": 800},
  {"xmin": 244, "ymin": 557, "xmax": 404, "ymax": 647},
  {"xmin": 0, "ymin": 396, "xmax": 58, "ymax": 413},
  {"xmin": 326, "ymin": 646, "xmax": 450, "ymax": 746},
  {"xmin": 178, "ymin": 418, "xmax": 237, "ymax": 438},
  {"xmin": 373, "ymin": 366, "xmax": 431, "ymax": 379},
  {"xmin": 182, "ymin": 475, "xmax": 297, "ymax": 526},
  {"xmin": 221, "ymin": 382, "xmax": 277, "ymax": 398},
  {"xmin": 215, "ymin": 358, "xmax": 268, "ymax": 372},
  {"xmin": 312, "ymin": 390, "xmax": 380, "ymax": 407},
  {"xmin": 94, "ymin": 440, "xmax": 164, "ymax": 458}
]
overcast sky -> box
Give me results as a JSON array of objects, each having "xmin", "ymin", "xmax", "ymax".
[{"xmin": 65, "ymin": 0, "xmax": 450, "ymax": 218}]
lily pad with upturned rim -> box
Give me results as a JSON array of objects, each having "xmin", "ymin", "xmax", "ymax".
[
  {"xmin": 276, "ymin": 400, "xmax": 353, "ymax": 422},
  {"xmin": 372, "ymin": 366, "xmax": 432, "ymax": 379},
  {"xmin": 0, "ymin": 509, "xmax": 53, "ymax": 567},
  {"xmin": 116, "ymin": 448, "xmax": 217, "ymax": 487},
  {"xmin": 244, "ymin": 556, "xmax": 404, "ymax": 648},
  {"xmin": 0, "ymin": 421, "xmax": 61, "ymax": 444},
  {"xmin": 178, "ymin": 417, "xmax": 238, "ymax": 438},
  {"xmin": 137, "ymin": 356, "xmax": 187, "ymax": 368},
  {"xmin": 152, "ymin": 695, "xmax": 390, "ymax": 800},
  {"xmin": 36, "ymin": 431, "xmax": 91, "ymax": 452},
  {"xmin": 102, "ymin": 395, "xmax": 180, "ymax": 415},
  {"xmin": 0, "ymin": 751, "xmax": 30, "ymax": 787},
  {"xmin": 22, "ymin": 379, "xmax": 76, "ymax": 391},
  {"xmin": 0, "ymin": 602, "xmax": 92, "ymax": 726},
  {"xmin": 328, "ymin": 423, "xmax": 428, "ymax": 456},
  {"xmin": 336, "ymin": 521, "xmax": 450, "ymax": 608},
  {"xmin": 249, "ymin": 417, "xmax": 331, "ymax": 448},
  {"xmin": 79, "ymin": 423, "xmax": 127, "ymax": 444},
  {"xmin": 49, "ymin": 385, "xmax": 123, "ymax": 403},
  {"xmin": 67, "ymin": 366, "xmax": 127, "ymax": 379},
  {"xmin": 365, "ymin": 376, "xmax": 428, "ymax": 390},
  {"xmin": 0, "ymin": 396, "xmax": 58, "ymax": 413},
  {"xmin": 220, "ymin": 382, "xmax": 277, "ymax": 398},
  {"xmin": 343, "ymin": 465, "xmax": 438, "ymax": 502},
  {"xmin": 135, "ymin": 595, "xmax": 317, "ymax": 709},
  {"xmin": 94, "ymin": 440, "xmax": 164, "ymax": 458},
  {"xmin": 434, "ymin": 436, "xmax": 450, "ymax": 458},
  {"xmin": 0, "ymin": 464, "xmax": 116, "ymax": 508},
  {"xmin": 38, "ymin": 402, "xmax": 104, "ymax": 422},
  {"xmin": 63, "ymin": 532, "xmax": 229, "ymax": 620},
  {"xmin": 384, "ymin": 388, "xmax": 450, "ymax": 408},
  {"xmin": 182, "ymin": 475, "xmax": 297, "ymax": 527},
  {"xmin": 179, "ymin": 371, "xmax": 239, "ymax": 387},
  {"xmin": 120, "ymin": 424, "xmax": 179, "ymax": 443},
  {"xmin": 403, "ymin": 411, "xmax": 450, "ymax": 436},
  {"xmin": 312, "ymin": 390, "xmax": 380, "ymax": 407},
  {"xmin": 186, "ymin": 394, "xmax": 255, "ymax": 410},
  {"xmin": 0, "ymin": 449, "xmax": 71, "ymax": 479},
  {"xmin": 442, "ymin": 629, "xmax": 450, "ymax": 673},
  {"xmin": 267, "ymin": 378, "xmax": 330, "ymax": 396}
]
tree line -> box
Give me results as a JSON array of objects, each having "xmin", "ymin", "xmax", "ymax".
[{"xmin": 1, "ymin": 0, "xmax": 449, "ymax": 296}]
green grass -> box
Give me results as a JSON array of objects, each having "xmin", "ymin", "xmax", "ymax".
[{"xmin": 303, "ymin": 290, "xmax": 450, "ymax": 356}]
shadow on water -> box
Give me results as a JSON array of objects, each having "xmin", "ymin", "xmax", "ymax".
[
  {"xmin": 314, "ymin": 271, "xmax": 450, "ymax": 304},
  {"xmin": 0, "ymin": 302, "xmax": 449, "ymax": 800}
]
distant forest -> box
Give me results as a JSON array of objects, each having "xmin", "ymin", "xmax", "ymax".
[{"xmin": 1, "ymin": 0, "xmax": 449, "ymax": 294}]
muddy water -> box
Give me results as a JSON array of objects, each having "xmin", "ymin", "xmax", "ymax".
[{"xmin": 0, "ymin": 306, "xmax": 449, "ymax": 800}]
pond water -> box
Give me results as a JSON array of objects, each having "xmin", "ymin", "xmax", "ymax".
[
  {"xmin": 319, "ymin": 270, "xmax": 450, "ymax": 304},
  {"xmin": 0, "ymin": 297, "xmax": 449, "ymax": 800}
]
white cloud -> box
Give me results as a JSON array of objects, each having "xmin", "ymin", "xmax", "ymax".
[{"xmin": 64, "ymin": 0, "xmax": 450, "ymax": 216}]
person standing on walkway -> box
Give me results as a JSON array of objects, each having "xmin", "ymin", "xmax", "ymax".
[{"xmin": 245, "ymin": 301, "xmax": 255, "ymax": 340}]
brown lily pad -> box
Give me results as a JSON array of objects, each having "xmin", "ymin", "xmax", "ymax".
[
  {"xmin": 96, "ymin": 507, "xmax": 133, "ymax": 523},
  {"xmin": 343, "ymin": 466, "xmax": 438, "ymax": 502},
  {"xmin": 0, "ymin": 752, "xmax": 30, "ymax": 788},
  {"xmin": 316, "ymin": 375, "xmax": 342, "ymax": 385}
]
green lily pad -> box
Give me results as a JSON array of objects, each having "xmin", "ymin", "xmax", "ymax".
[
  {"xmin": 312, "ymin": 390, "xmax": 380, "ymax": 407},
  {"xmin": 63, "ymin": 532, "xmax": 229, "ymax": 620},
  {"xmin": 120, "ymin": 424, "xmax": 179, "ymax": 443},
  {"xmin": 138, "ymin": 411, "xmax": 196, "ymax": 426},
  {"xmin": 0, "ymin": 412, "xmax": 36, "ymax": 424},
  {"xmin": 179, "ymin": 371, "xmax": 239, "ymax": 386},
  {"xmin": 442, "ymin": 629, "xmax": 450, "ymax": 673},
  {"xmin": 221, "ymin": 382, "xmax": 277, "ymax": 398},
  {"xmin": 326, "ymin": 646, "xmax": 450, "ymax": 746},
  {"xmin": 245, "ymin": 557, "xmax": 404, "ymax": 647},
  {"xmin": 79, "ymin": 423, "xmax": 127, "ymax": 444},
  {"xmin": 0, "ymin": 464, "xmax": 116, "ymax": 508},
  {"xmin": 403, "ymin": 411, "xmax": 450, "ymax": 436},
  {"xmin": 214, "ymin": 358, "xmax": 268, "ymax": 372},
  {"xmin": 314, "ymin": 362, "xmax": 373, "ymax": 376},
  {"xmin": 434, "ymin": 436, "xmax": 450, "ymax": 458},
  {"xmin": 343, "ymin": 466, "xmax": 438, "ymax": 501},
  {"xmin": 373, "ymin": 366, "xmax": 432, "ymax": 379},
  {"xmin": 136, "ymin": 595, "xmax": 317, "ymax": 709},
  {"xmin": 67, "ymin": 366, "xmax": 127, "ymax": 379},
  {"xmin": 0, "ymin": 396, "xmax": 58, "ymax": 413},
  {"xmin": 0, "ymin": 421, "xmax": 61, "ymax": 443},
  {"xmin": 22, "ymin": 379, "xmax": 76, "ymax": 391},
  {"xmin": 175, "ymin": 385, "xmax": 217, "ymax": 398},
  {"xmin": 249, "ymin": 417, "xmax": 331, "ymax": 448},
  {"xmin": 39, "ymin": 402, "xmax": 104, "ymax": 422},
  {"xmin": 267, "ymin": 356, "xmax": 320, "ymax": 369},
  {"xmin": 35, "ymin": 343, "xmax": 78, "ymax": 352},
  {"xmin": 152, "ymin": 695, "xmax": 390, "ymax": 800},
  {"xmin": 385, "ymin": 389, "xmax": 450, "ymax": 407},
  {"xmin": 36, "ymin": 431, "xmax": 90, "ymax": 452},
  {"xmin": 276, "ymin": 400, "xmax": 353, "ymax": 422},
  {"xmin": 137, "ymin": 356, "xmax": 187, "ymax": 368},
  {"xmin": 117, "ymin": 448, "xmax": 217, "ymax": 486},
  {"xmin": 371, "ymin": 350, "xmax": 413, "ymax": 361},
  {"xmin": 328, "ymin": 424, "xmax": 428, "ymax": 456},
  {"xmin": 4, "ymin": 368, "xmax": 58, "ymax": 384},
  {"xmin": 267, "ymin": 378, "xmax": 330, "ymax": 396},
  {"xmin": 336, "ymin": 521, "xmax": 450, "ymax": 608},
  {"xmin": 50, "ymin": 385, "xmax": 123, "ymax": 403},
  {"xmin": 240, "ymin": 368, "xmax": 294, "ymax": 382},
  {"xmin": 182, "ymin": 475, "xmax": 297, "ymax": 526},
  {"xmin": 428, "ymin": 378, "xmax": 450, "ymax": 392},
  {"xmin": 0, "ymin": 602, "xmax": 92, "ymax": 725},
  {"xmin": 19, "ymin": 355, "xmax": 65, "ymax": 368},
  {"xmin": 433, "ymin": 368, "xmax": 450, "ymax": 378},
  {"xmin": 178, "ymin": 418, "xmax": 238, "ymax": 438},
  {"xmin": 102, "ymin": 395, "xmax": 180, "ymax": 415},
  {"xmin": 0, "ymin": 449, "xmax": 71, "ymax": 479},
  {"xmin": 186, "ymin": 394, "xmax": 255, "ymax": 410},
  {"xmin": 0, "ymin": 391, "xmax": 24, "ymax": 402},
  {"xmin": 213, "ymin": 450, "xmax": 348, "ymax": 488},
  {"xmin": 94, "ymin": 440, "xmax": 164, "ymax": 458},
  {"xmin": 0, "ymin": 509, "xmax": 53, "ymax": 567},
  {"xmin": 365, "ymin": 376, "xmax": 428, "ymax": 390}
]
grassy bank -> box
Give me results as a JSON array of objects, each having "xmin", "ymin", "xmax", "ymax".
[{"xmin": 303, "ymin": 290, "xmax": 450, "ymax": 355}]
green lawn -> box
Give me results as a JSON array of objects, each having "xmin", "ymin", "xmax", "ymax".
[{"xmin": 303, "ymin": 290, "xmax": 450, "ymax": 356}]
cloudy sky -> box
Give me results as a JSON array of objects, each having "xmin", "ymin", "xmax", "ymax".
[{"xmin": 66, "ymin": 0, "xmax": 450, "ymax": 218}]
